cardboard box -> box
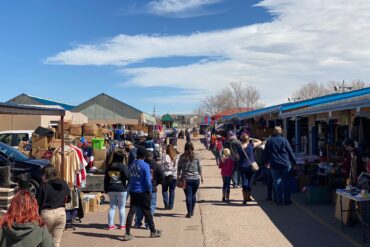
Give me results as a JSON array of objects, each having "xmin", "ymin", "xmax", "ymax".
[
  {"xmin": 97, "ymin": 128, "xmax": 110, "ymax": 137},
  {"xmin": 32, "ymin": 134, "xmax": 52, "ymax": 151},
  {"xmin": 87, "ymin": 192, "xmax": 102, "ymax": 212},
  {"xmin": 31, "ymin": 150, "xmax": 47, "ymax": 159},
  {"xmin": 83, "ymin": 124, "xmax": 98, "ymax": 136},
  {"xmin": 82, "ymin": 200, "xmax": 89, "ymax": 214},
  {"xmin": 93, "ymin": 149, "xmax": 106, "ymax": 161},
  {"xmin": 89, "ymin": 198, "xmax": 99, "ymax": 212},
  {"xmin": 69, "ymin": 124, "xmax": 83, "ymax": 136},
  {"xmin": 335, "ymin": 195, "xmax": 352, "ymax": 224},
  {"xmin": 50, "ymin": 139, "xmax": 62, "ymax": 149}
]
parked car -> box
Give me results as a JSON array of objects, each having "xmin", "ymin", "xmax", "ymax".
[
  {"xmin": 0, "ymin": 130, "xmax": 34, "ymax": 148},
  {"xmin": 0, "ymin": 142, "xmax": 50, "ymax": 194}
]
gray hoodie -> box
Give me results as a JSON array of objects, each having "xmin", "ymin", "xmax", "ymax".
[{"xmin": 0, "ymin": 223, "xmax": 53, "ymax": 247}]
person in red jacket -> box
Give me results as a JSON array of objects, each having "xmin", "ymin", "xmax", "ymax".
[{"xmin": 218, "ymin": 148, "xmax": 234, "ymax": 202}]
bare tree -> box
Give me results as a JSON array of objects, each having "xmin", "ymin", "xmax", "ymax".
[
  {"xmin": 292, "ymin": 80, "xmax": 368, "ymax": 101},
  {"xmin": 243, "ymin": 85, "xmax": 260, "ymax": 109},
  {"xmin": 228, "ymin": 82, "xmax": 245, "ymax": 109},
  {"xmin": 292, "ymin": 81, "xmax": 330, "ymax": 100},
  {"xmin": 328, "ymin": 80, "xmax": 367, "ymax": 92},
  {"xmin": 198, "ymin": 82, "xmax": 264, "ymax": 115}
]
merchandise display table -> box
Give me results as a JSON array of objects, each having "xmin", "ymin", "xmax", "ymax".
[
  {"xmin": 336, "ymin": 189, "xmax": 370, "ymax": 244},
  {"xmin": 82, "ymin": 174, "xmax": 105, "ymax": 192}
]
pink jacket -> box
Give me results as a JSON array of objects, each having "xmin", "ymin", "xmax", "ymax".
[{"xmin": 218, "ymin": 158, "xmax": 234, "ymax": 177}]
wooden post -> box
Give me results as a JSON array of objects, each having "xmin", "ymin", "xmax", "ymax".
[{"xmin": 61, "ymin": 115, "xmax": 65, "ymax": 179}]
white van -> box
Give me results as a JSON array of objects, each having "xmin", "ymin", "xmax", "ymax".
[{"xmin": 0, "ymin": 130, "xmax": 34, "ymax": 148}]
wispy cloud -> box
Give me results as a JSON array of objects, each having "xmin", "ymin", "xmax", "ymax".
[
  {"xmin": 46, "ymin": 0, "xmax": 370, "ymax": 105},
  {"xmin": 147, "ymin": 0, "xmax": 222, "ymax": 15}
]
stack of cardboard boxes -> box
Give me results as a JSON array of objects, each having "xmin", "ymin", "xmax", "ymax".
[
  {"xmin": 82, "ymin": 123, "xmax": 98, "ymax": 144},
  {"xmin": 81, "ymin": 192, "xmax": 102, "ymax": 214},
  {"xmin": 0, "ymin": 188, "xmax": 14, "ymax": 211},
  {"xmin": 31, "ymin": 131, "xmax": 55, "ymax": 159}
]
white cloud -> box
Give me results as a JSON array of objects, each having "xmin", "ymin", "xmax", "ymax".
[
  {"xmin": 147, "ymin": 0, "xmax": 222, "ymax": 15},
  {"xmin": 46, "ymin": 0, "xmax": 370, "ymax": 106}
]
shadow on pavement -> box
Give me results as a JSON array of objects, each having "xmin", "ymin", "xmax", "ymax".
[
  {"xmin": 199, "ymin": 186, "xmax": 223, "ymax": 190},
  {"xmin": 155, "ymin": 212, "xmax": 184, "ymax": 218},
  {"xmin": 251, "ymin": 184, "xmax": 360, "ymax": 247},
  {"xmin": 72, "ymin": 231, "xmax": 122, "ymax": 240},
  {"xmin": 74, "ymin": 223, "xmax": 106, "ymax": 230}
]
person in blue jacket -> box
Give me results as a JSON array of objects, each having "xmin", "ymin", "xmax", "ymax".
[
  {"xmin": 123, "ymin": 147, "xmax": 162, "ymax": 241},
  {"xmin": 264, "ymin": 126, "xmax": 296, "ymax": 206}
]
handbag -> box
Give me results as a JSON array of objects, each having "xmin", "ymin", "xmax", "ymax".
[
  {"xmin": 241, "ymin": 145, "xmax": 259, "ymax": 172},
  {"xmin": 177, "ymin": 159, "xmax": 192, "ymax": 189}
]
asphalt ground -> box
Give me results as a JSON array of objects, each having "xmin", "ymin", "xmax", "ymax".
[{"xmin": 62, "ymin": 138, "xmax": 365, "ymax": 247}]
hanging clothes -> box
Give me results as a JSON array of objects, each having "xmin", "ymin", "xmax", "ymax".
[
  {"xmin": 51, "ymin": 146, "xmax": 80, "ymax": 187},
  {"xmin": 70, "ymin": 145, "xmax": 88, "ymax": 188}
]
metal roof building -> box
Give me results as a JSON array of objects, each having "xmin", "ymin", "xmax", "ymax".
[
  {"xmin": 72, "ymin": 93, "xmax": 155, "ymax": 125},
  {"xmin": 7, "ymin": 94, "xmax": 75, "ymax": 110},
  {"xmin": 221, "ymin": 87, "xmax": 370, "ymax": 122}
]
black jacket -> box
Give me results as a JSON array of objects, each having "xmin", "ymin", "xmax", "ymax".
[
  {"xmin": 36, "ymin": 179, "xmax": 71, "ymax": 212},
  {"xmin": 145, "ymin": 158, "xmax": 164, "ymax": 193},
  {"xmin": 264, "ymin": 134, "xmax": 296, "ymax": 169},
  {"xmin": 104, "ymin": 162, "xmax": 129, "ymax": 193}
]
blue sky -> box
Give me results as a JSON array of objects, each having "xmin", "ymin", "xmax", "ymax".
[{"xmin": 1, "ymin": 0, "xmax": 370, "ymax": 115}]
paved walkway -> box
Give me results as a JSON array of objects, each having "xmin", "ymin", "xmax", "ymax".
[{"xmin": 62, "ymin": 139, "xmax": 363, "ymax": 247}]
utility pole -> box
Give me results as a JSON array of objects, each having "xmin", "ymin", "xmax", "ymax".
[
  {"xmin": 153, "ymin": 105, "xmax": 156, "ymax": 117},
  {"xmin": 334, "ymin": 80, "xmax": 353, "ymax": 93}
]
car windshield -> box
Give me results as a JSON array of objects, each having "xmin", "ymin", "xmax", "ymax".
[
  {"xmin": 0, "ymin": 134, "xmax": 12, "ymax": 146},
  {"xmin": 0, "ymin": 142, "xmax": 29, "ymax": 162}
]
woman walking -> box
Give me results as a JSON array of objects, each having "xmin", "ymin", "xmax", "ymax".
[
  {"xmin": 178, "ymin": 142, "xmax": 204, "ymax": 218},
  {"xmin": 239, "ymin": 134, "xmax": 262, "ymax": 205},
  {"xmin": 0, "ymin": 190, "xmax": 53, "ymax": 247},
  {"xmin": 104, "ymin": 151, "xmax": 129, "ymax": 230},
  {"xmin": 36, "ymin": 165, "xmax": 71, "ymax": 247},
  {"xmin": 162, "ymin": 144, "xmax": 178, "ymax": 210}
]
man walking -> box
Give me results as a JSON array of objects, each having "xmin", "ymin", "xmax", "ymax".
[
  {"xmin": 134, "ymin": 151, "xmax": 164, "ymax": 228},
  {"xmin": 227, "ymin": 131, "xmax": 243, "ymax": 188},
  {"xmin": 264, "ymin": 127, "xmax": 296, "ymax": 206},
  {"xmin": 123, "ymin": 147, "xmax": 162, "ymax": 241}
]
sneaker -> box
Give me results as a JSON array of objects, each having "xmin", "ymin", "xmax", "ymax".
[
  {"xmin": 106, "ymin": 225, "xmax": 117, "ymax": 230},
  {"xmin": 122, "ymin": 234, "xmax": 133, "ymax": 241},
  {"xmin": 186, "ymin": 214, "xmax": 191, "ymax": 218},
  {"xmin": 119, "ymin": 226, "xmax": 126, "ymax": 230},
  {"xmin": 150, "ymin": 230, "xmax": 162, "ymax": 238}
]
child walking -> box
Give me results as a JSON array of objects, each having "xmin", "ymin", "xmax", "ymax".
[{"xmin": 218, "ymin": 148, "xmax": 234, "ymax": 202}]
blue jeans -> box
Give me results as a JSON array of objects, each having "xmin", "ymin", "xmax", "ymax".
[
  {"xmin": 271, "ymin": 167, "xmax": 291, "ymax": 205},
  {"xmin": 162, "ymin": 176, "xmax": 177, "ymax": 209},
  {"xmin": 222, "ymin": 176, "xmax": 231, "ymax": 193},
  {"xmin": 232, "ymin": 163, "xmax": 241, "ymax": 187},
  {"xmin": 135, "ymin": 192, "xmax": 157, "ymax": 227},
  {"xmin": 265, "ymin": 167, "xmax": 276, "ymax": 201},
  {"xmin": 108, "ymin": 191, "xmax": 127, "ymax": 227},
  {"xmin": 240, "ymin": 166, "xmax": 254, "ymax": 192},
  {"xmin": 184, "ymin": 179, "xmax": 200, "ymax": 215}
]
